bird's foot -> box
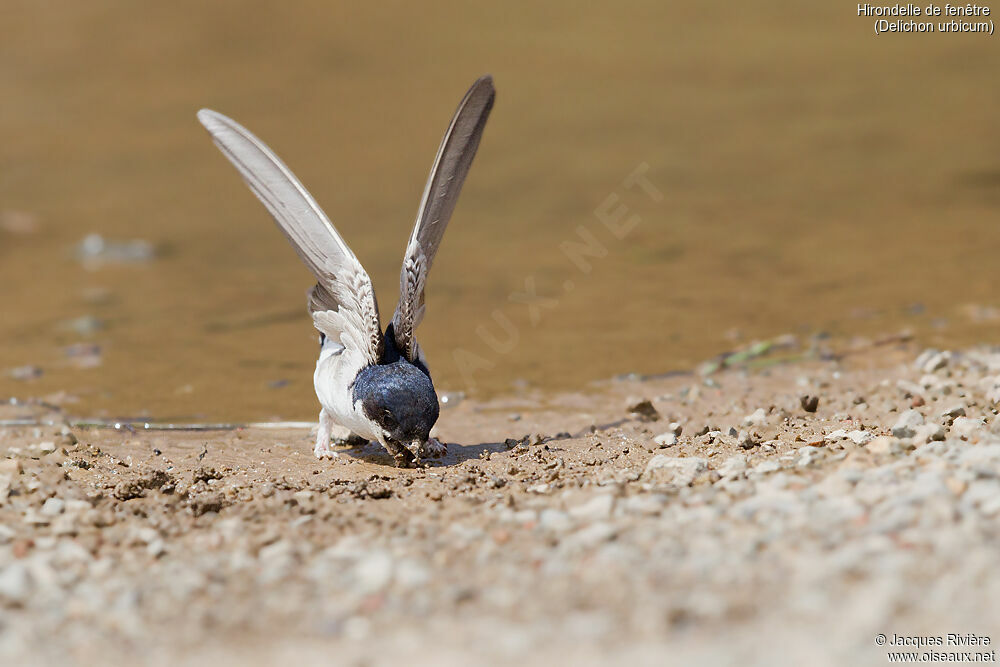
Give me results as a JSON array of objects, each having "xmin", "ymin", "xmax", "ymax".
[
  {"xmin": 314, "ymin": 440, "xmax": 340, "ymax": 460},
  {"xmin": 421, "ymin": 437, "xmax": 447, "ymax": 459}
]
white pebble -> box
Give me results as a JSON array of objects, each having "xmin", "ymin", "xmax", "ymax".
[{"xmin": 891, "ymin": 409, "xmax": 925, "ymax": 438}]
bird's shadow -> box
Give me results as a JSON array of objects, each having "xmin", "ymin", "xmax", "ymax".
[{"xmin": 333, "ymin": 439, "xmax": 512, "ymax": 468}]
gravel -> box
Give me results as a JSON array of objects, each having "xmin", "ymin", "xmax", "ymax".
[{"xmin": 1, "ymin": 345, "xmax": 1000, "ymax": 665}]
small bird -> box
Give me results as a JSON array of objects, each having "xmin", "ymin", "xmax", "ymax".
[{"xmin": 198, "ymin": 76, "xmax": 495, "ymax": 466}]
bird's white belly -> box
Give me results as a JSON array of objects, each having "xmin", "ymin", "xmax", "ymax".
[{"xmin": 313, "ymin": 343, "xmax": 378, "ymax": 440}]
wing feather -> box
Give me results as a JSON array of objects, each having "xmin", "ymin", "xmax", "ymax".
[
  {"xmin": 391, "ymin": 76, "xmax": 495, "ymax": 360},
  {"xmin": 197, "ymin": 109, "xmax": 383, "ymax": 364}
]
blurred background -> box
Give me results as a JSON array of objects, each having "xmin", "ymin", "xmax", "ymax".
[{"xmin": 1, "ymin": 1, "xmax": 998, "ymax": 421}]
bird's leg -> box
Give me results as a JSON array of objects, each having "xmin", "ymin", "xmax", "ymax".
[{"xmin": 314, "ymin": 409, "xmax": 339, "ymax": 459}]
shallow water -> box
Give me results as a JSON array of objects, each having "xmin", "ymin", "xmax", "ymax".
[{"xmin": 1, "ymin": 2, "xmax": 998, "ymax": 421}]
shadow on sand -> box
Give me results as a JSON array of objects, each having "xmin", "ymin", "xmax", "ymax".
[{"xmin": 333, "ymin": 439, "xmax": 513, "ymax": 468}]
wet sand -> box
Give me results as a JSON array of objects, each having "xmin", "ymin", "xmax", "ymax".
[{"xmin": 1, "ymin": 341, "xmax": 999, "ymax": 665}]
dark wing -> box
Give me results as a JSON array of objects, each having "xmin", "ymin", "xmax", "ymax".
[
  {"xmin": 198, "ymin": 109, "xmax": 383, "ymax": 364},
  {"xmin": 390, "ymin": 75, "xmax": 495, "ymax": 360}
]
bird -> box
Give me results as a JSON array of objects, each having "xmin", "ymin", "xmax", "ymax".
[{"xmin": 197, "ymin": 75, "xmax": 495, "ymax": 467}]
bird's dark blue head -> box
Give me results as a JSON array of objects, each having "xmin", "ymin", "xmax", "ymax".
[{"xmin": 352, "ymin": 326, "xmax": 439, "ymax": 447}]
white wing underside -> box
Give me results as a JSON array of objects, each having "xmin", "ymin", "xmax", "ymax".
[
  {"xmin": 198, "ymin": 76, "xmax": 494, "ymax": 368},
  {"xmin": 197, "ymin": 109, "xmax": 383, "ymax": 365}
]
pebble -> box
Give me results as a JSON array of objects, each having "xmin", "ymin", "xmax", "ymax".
[
  {"xmin": 743, "ymin": 408, "xmax": 768, "ymax": 426},
  {"xmin": 846, "ymin": 430, "xmax": 873, "ymax": 446},
  {"xmin": 717, "ymin": 455, "xmax": 748, "ymax": 478},
  {"xmin": 653, "ymin": 432, "xmax": 678, "ymax": 448},
  {"xmin": 0, "ymin": 563, "xmax": 33, "ymax": 605},
  {"xmin": 40, "ymin": 498, "xmax": 65, "ymax": 516},
  {"xmin": 352, "ymin": 551, "xmax": 395, "ymax": 594},
  {"xmin": 867, "ymin": 436, "xmax": 903, "ymax": 455},
  {"xmin": 622, "ymin": 494, "xmax": 666, "ymax": 516},
  {"xmin": 540, "ymin": 509, "xmax": 573, "ymax": 531},
  {"xmin": 952, "ymin": 417, "xmax": 986, "ymax": 440},
  {"xmin": 800, "ymin": 395, "xmax": 820, "ymax": 413},
  {"xmin": 7, "ymin": 365, "xmax": 43, "ymax": 381},
  {"xmin": 738, "ymin": 431, "xmax": 759, "ymax": 450},
  {"xmin": 563, "ymin": 522, "xmax": 617, "ymax": 550},
  {"xmin": 568, "ymin": 494, "xmax": 615, "ymax": 521},
  {"xmin": 643, "ymin": 456, "xmax": 708, "ymax": 485},
  {"xmin": 941, "ymin": 404, "xmax": 967, "ymax": 420},
  {"xmin": 891, "ymin": 409, "xmax": 925, "ymax": 438},
  {"xmin": 917, "ymin": 349, "xmax": 951, "ymax": 373},
  {"xmin": 627, "ymin": 399, "xmax": 661, "ymax": 422},
  {"xmin": 912, "ymin": 423, "xmax": 946, "ymax": 444},
  {"xmin": 0, "ymin": 459, "xmax": 22, "ymax": 478}
]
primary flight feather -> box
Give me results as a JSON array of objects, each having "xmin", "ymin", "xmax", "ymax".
[{"xmin": 197, "ymin": 75, "xmax": 495, "ymax": 466}]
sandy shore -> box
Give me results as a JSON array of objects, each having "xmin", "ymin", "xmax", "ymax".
[{"xmin": 1, "ymin": 341, "xmax": 999, "ymax": 666}]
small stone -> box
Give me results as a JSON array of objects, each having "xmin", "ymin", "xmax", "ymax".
[
  {"xmin": 22, "ymin": 510, "xmax": 49, "ymax": 526},
  {"xmin": 738, "ymin": 431, "xmax": 759, "ymax": 450},
  {"xmin": 942, "ymin": 404, "xmax": 967, "ymax": 420},
  {"xmin": 643, "ymin": 456, "xmax": 708, "ymax": 485},
  {"xmin": 846, "ymin": 430, "xmax": 873, "ymax": 446},
  {"xmin": 946, "ymin": 477, "xmax": 968, "ymax": 496},
  {"xmin": 564, "ymin": 522, "xmax": 617, "ymax": 550},
  {"xmin": 113, "ymin": 480, "xmax": 146, "ymax": 501},
  {"xmin": 0, "ymin": 459, "xmax": 22, "ymax": 478},
  {"xmin": 622, "ymin": 494, "xmax": 666, "ymax": 516},
  {"xmin": 912, "ymin": 423, "xmax": 946, "ymax": 444},
  {"xmin": 796, "ymin": 446, "xmax": 822, "ymax": 467},
  {"xmin": 751, "ymin": 460, "xmax": 782, "ymax": 475},
  {"xmin": 568, "ymin": 494, "xmax": 615, "ymax": 521},
  {"xmin": 190, "ymin": 494, "xmax": 225, "ymax": 516},
  {"xmin": 891, "ymin": 409, "xmax": 925, "ymax": 438},
  {"xmin": 825, "ymin": 429, "xmax": 849, "ymax": 442},
  {"xmin": 867, "ymin": 436, "xmax": 903, "ymax": 455},
  {"xmin": 800, "ymin": 395, "xmax": 820, "ymax": 413},
  {"xmin": 952, "ymin": 417, "xmax": 986, "ymax": 440},
  {"xmin": 40, "ymin": 498, "xmax": 65, "ymax": 516},
  {"xmin": 352, "ymin": 551, "xmax": 394, "ymax": 594},
  {"xmin": 718, "ymin": 455, "xmax": 748, "ymax": 478},
  {"xmin": 743, "ymin": 408, "xmax": 768, "ymax": 426},
  {"xmin": 539, "ymin": 509, "xmax": 573, "ymax": 531},
  {"xmin": 920, "ymin": 350, "xmax": 951, "ymax": 373},
  {"xmin": 36, "ymin": 442, "xmax": 57, "ymax": 455},
  {"xmin": 627, "ymin": 399, "xmax": 661, "ymax": 422},
  {"xmin": 0, "ymin": 562, "xmax": 33, "ymax": 605},
  {"xmin": 146, "ymin": 539, "xmax": 167, "ymax": 558},
  {"xmin": 6, "ymin": 365, "xmax": 42, "ymax": 381},
  {"xmin": 292, "ymin": 490, "xmax": 314, "ymax": 504},
  {"xmin": 653, "ymin": 432, "xmax": 678, "ymax": 448}
]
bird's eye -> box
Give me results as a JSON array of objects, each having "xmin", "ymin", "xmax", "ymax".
[{"xmin": 382, "ymin": 412, "xmax": 396, "ymax": 428}]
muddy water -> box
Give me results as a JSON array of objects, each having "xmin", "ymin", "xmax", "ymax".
[{"xmin": 1, "ymin": 2, "xmax": 998, "ymax": 421}]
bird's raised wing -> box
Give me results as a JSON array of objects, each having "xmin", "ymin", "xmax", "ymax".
[
  {"xmin": 197, "ymin": 109, "xmax": 383, "ymax": 364},
  {"xmin": 390, "ymin": 75, "xmax": 495, "ymax": 360}
]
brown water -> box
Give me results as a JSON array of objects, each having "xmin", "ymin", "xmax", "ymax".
[{"xmin": 1, "ymin": 2, "xmax": 998, "ymax": 421}]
